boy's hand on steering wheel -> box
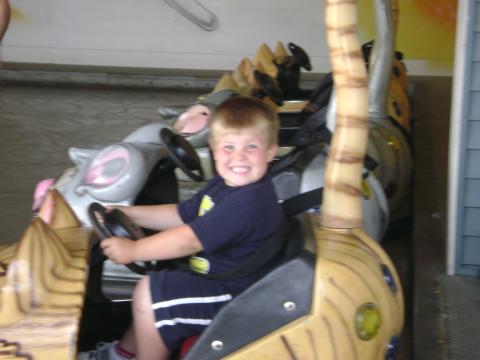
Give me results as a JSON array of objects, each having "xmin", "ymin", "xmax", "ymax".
[
  {"xmin": 105, "ymin": 204, "xmax": 127, "ymax": 212},
  {"xmin": 100, "ymin": 236, "xmax": 136, "ymax": 265}
]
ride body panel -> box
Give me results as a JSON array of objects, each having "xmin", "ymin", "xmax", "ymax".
[
  {"xmin": 388, "ymin": 78, "xmax": 411, "ymax": 131},
  {"xmin": 51, "ymin": 142, "xmax": 171, "ymax": 226},
  {"xmin": 367, "ymin": 119, "xmax": 412, "ymax": 220},
  {"xmin": 0, "ymin": 190, "xmax": 92, "ymax": 359}
]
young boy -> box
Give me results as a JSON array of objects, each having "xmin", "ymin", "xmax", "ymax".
[{"xmin": 79, "ymin": 96, "xmax": 282, "ymax": 360}]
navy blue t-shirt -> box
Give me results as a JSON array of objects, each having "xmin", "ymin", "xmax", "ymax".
[{"xmin": 178, "ymin": 175, "xmax": 282, "ymax": 291}]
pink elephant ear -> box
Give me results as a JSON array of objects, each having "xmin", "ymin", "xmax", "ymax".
[
  {"xmin": 174, "ymin": 104, "xmax": 211, "ymax": 136},
  {"xmin": 82, "ymin": 145, "xmax": 130, "ymax": 187},
  {"xmin": 32, "ymin": 178, "xmax": 55, "ymax": 211}
]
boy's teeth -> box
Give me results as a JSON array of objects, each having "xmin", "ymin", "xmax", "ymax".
[{"xmin": 232, "ymin": 166, "xmax": 248, "ymax": 173}]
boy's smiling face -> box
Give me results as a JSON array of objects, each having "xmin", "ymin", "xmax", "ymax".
[{"xmin": 211, "ymin": 128, "xmax": 277, "ymax": 187}]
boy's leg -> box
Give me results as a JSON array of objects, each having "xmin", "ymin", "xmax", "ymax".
[
  {"xmin": 118, "ymin": 325, "xmax": 136, "ymax": 356},
  {"xmin": 131, "ymin": 275, "xmax": 170, "ymax": 360}
]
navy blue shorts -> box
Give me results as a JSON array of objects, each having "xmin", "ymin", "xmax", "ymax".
[{"xmin": 149, "ymin": 270, "xmax": 233, "ymax": 352}]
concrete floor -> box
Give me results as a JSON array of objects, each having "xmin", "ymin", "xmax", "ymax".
[
  {"xmin": 410, "ymin": 76, "xmax": 452, "ymax": 360},
  {"xmin": 0, "ymin": 74, "xmax": 468, "ymax": 359}
]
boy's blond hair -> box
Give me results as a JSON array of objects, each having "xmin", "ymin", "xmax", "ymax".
[{"xmin": 208, "ymin": 96, "xmax": 279, "ymax": 148}]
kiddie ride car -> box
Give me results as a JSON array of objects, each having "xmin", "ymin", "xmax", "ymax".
[
  {"xmin": 0, "ymin": 0, "xmax": 404, "ymax": 358},
  {"xmin": 0, "ymin": 3, "xmax": 404, "ymax": 358}
]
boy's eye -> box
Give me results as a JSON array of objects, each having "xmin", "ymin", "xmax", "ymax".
[
  {"xmin": 246, "ymin": 144, "xmax": 258, "ymax": 151},
  {"xmin": 223, "ymin": 144, "xmax": 234, "ymax": 151}
]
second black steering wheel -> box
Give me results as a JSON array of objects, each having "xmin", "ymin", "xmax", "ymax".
[
  {"xmin": 254, "ymin": 70, "xmax": 284, "ymax": 106},
  {"xmin": 160, "ymin": 127, "xmax": 205, "ymax": 182},
  {"xmin": 288, "ymin": 42, "xmax": 312, "ymax": 71}
]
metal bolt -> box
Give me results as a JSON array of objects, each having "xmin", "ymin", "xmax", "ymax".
[
  {"xmin": 211, "ymin": 340, "xmax": 224, "ymax": 351},
  {"xmin": 284, "ymin": 301, "xmax": 296, "ymax": 312}
]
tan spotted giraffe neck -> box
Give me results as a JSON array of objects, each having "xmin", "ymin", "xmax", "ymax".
[{"xmin": 321, "ymin": 0, "xmax": 369, "ymax": 229}]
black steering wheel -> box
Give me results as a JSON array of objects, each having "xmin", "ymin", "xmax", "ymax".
[
  {"xmin": 160, "ymin": 128, "xmax": 205, "ymax": 182},
  {"xmin": 88, "ymin": 202, "xmax": 153, "ymax": 275},
  {"xmin": 254, "ymin": 70, "xmax": 284, "ymax": 106},
  {"xmin": 288, "ymin": 42, "xmax": 312, "ymax": 71}
]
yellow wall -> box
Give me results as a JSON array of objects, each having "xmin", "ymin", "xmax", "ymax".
[{"xmin": 358, "ymin": 0, "xmax": 457, "ymax": 70}]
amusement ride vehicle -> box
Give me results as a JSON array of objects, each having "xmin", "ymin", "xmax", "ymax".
[{"xmin": 0, "ymin": 0, "xmax": 405, "ymax": 358}]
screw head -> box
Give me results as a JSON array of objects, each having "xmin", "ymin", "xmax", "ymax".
[
  {"xmin": 211, "ymin": 340, "xmax": 224, "ymax": 351},
  {"xmin": 284, "ymin": 301, "xmax": 297, "ymax": 312}
]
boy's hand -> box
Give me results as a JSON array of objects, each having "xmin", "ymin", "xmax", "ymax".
[
  {"xmin": 105, "ymin": 204, "xmax": 126, "ymax": 211},
  {"xmin": 100, "ymin": 237, "xmax": 136, "ymax": 264}
]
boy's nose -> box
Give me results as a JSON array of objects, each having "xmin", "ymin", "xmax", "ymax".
[{"xmin": 232, "ymin": 149, "xmax": 246, "ymax": 159}]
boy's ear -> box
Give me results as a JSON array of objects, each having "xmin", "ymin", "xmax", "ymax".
[
  {"xmin": 267, "ymin": 145, "xmax": 278, "ymax": 162},
  {"xmin": 208, "ymin": 136, "xmax": 215, "ymax": 149}
]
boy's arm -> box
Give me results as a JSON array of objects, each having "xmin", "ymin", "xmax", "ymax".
[
  {"xmin": 113, "ymin": 204, "xmax": 184, "ymax": 231},
  {"xmin": 100, "ymin": 224, "xmax": 203, "ymax": 264}
]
